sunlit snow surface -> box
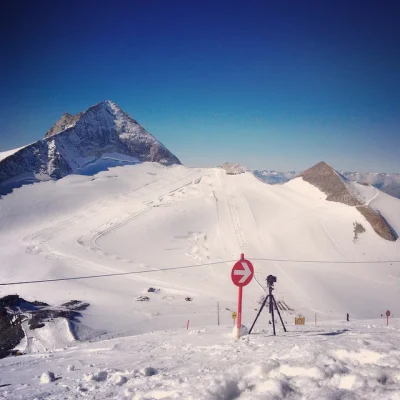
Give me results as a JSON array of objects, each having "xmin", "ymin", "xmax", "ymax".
[
  {"xmin": 1, "ymin": 320, "xmax": 400, "ymax": 399},
  {"xmin": 0, "ymin": 162, "xmax": 399, "ymax": 398},
  {"xmin": 0, "ymin": 146, "xmax": 26, "ymax": 161}
]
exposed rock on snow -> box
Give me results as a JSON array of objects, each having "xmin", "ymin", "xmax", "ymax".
[
  {"xmin": 0, "ymin": 295, "xmax": 89, "ymax": 358},
  {"xmin": 0, "ymin": 303, "xmax": 25, "ymax": 359},
  {"xmin": 0, "ymin": 100, "xmax": 181, "ymax": 192},
  {"xmin": 220, "ymin": 162, "xmax": 246, "ymax": 175},
  {"xmin": 255, "ymin": 167, "xmax": 400, "ymax": 200},
  {"xmin": 45, "ymin": 112, "xmax": 83, "ymax": 138},
  {"xmin": 301, "ymin": 162, "xmax": 397, "ymax": 241},
  {"xmin": 356, "ymin": 205, "xmax": 398, "ymax": 242},
  {"xmin": 302, "ymin": 161, "xmax": 361, "ymax": 206}
]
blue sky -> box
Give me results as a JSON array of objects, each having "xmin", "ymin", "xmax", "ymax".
[{"xmin": 1, "ymin": 0, "xmax": 399, "ymax": 172}]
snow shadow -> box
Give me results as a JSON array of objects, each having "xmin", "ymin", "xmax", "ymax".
[
  {"xmin": 77, "ymin": 158, "xmax": 138, "ymax": 176},
  {"xmin": 315, "ymin": 329, "xmax": 350, "ymax": 336}
]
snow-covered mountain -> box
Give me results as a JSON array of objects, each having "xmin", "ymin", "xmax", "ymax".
[
  {"xmin": 1, "ymin": 159, "xmax": 400, "ymax": 397},
  {"xmin": 255, "ymin": 168, "xmax": 400, "ymax": 199},
  {"xmin": 342, "ymin": 171, "xmax": 400, "ymax": 199},
  {"xmin": 301, "ymin": 161, "xmax": 397, "ymax": 241},
  {"xmin": 254, "ymin": 169, "xmax": 297, "ymax": 184},
  {"xmin": 0, "ymin": 100, "xmax": 180, "ymax": 194}
]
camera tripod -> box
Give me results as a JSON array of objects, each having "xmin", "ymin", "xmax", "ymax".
[{"xmin": 249, "ymin": 282, "xmax": 287, "ymax": 335}]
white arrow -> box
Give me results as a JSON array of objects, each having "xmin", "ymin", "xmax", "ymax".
[{"xmin": 234, "ymin": 261, "xmax": 251, "ymax": 283}]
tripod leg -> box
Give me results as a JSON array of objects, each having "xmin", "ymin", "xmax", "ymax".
[
  {"xmin": 271, "ymin": 295, "xmax": 287, "ymax": 332},
  {"xmin": 270, "ymin": 296, "xmax": 276, "ymax": 336},
  {"xmin": 249, "ymin": 295, "xmax": 269, "ymax": 334}
]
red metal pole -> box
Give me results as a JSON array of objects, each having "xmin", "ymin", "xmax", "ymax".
[
  {"xmin": 237, "ymin": 286, "xmax": 243, "ymax": 338},
  {"xmin": 387, "ymin": 315, "xmax": 389, "ymax": 326},
  {"xmin": 236, "ymin": 253, "xmax": 245, "ymax": 339}
]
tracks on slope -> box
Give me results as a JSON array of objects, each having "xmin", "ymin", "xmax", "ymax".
[{"xmin": 25, "ymin": 169, "xmax": 203, "ymax": 274}]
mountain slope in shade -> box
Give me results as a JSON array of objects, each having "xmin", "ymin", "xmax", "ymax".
[
  {"xmin": 301, "ymin": 161, "xmax": 397, "ymax": 241},
  {"xmin": 0, "ymin": 100, "xmax": 181, "ymax": 190}
]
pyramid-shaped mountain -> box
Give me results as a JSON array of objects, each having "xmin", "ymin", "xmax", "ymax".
[
  {"xmin": 0, "ymin": 101, "xmax": 181, "ymax": 187},
  {"xmin": 301, "ymin": 161, "xmax": 397, "ymax": 241}
]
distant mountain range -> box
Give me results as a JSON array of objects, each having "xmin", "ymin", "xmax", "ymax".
[
  {"xmin": 254, "ymin": 169, "xmax": 400, "ymax": 199},
  {"xmin": 0, "ymin": 100, "xmax": 180, "ymax": 194}
]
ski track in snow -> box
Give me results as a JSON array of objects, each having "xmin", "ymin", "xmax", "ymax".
[{"xmin": 25, "ymin": 169, "xmax": 203, "ymax": 275}]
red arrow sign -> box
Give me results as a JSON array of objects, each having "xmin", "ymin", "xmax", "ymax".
[
  {"xmin": 231, "ymin": 259, "xmax": 254, "ymax": 287},
  {"xmin": 386, "ymin": 310, "xmax": 390, "ymax": 317},
  {"xmin": 232, "ymin": 255, "xmax": 254, "ymax": 339}
]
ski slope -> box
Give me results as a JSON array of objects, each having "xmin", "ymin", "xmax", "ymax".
[{"xmin": 0, "ymin": 163, "xmax": 399, "ymax": 339}]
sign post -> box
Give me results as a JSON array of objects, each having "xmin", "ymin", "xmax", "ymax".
[
  {"xmin": 386, "ymin": 310, "xmax": 390, "ymax": 326},
  {"xmin": 231, "ymin": 253, "xmax": 254, "ymax": 339},
  {"xmin": 232, "ymin": 311, "xmax": 237, "ymax": 325}
]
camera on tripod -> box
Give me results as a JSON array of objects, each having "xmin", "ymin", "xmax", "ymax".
[
  {"xmin": 249, "ymin": 273, "xmax": 287, "ymax": 336},
  {"xmin": 266, "ymin": 275, "xmax": 277, "ymax": 286}
]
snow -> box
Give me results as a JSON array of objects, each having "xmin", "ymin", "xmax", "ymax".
[
  {"xmin": 0, "ymin": 162, "xmax": 400, "ymax": 397},
  {"xmin": 40, "ymin": 371, "xmax": 56, "ymax": 384},
  {"xmin": 21, "ymin": 318, "xmax": 76, "ymax": 354},
  {"xmin": 1, "ymin": 320, "xmax": 400, "ymax": 399},
  {"xmin": 232, "ymin": 324, "xmax": 249, "ymax": 338},
  {"xmin": 0, "ymin": 146, "xmax": 26, "ymax": 161},
  {"xmin": 0, "ymin": 165, "xmax": 399, "ymax": 328}
]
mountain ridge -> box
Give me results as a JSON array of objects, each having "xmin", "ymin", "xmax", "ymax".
[
  {"xmin": 300, "ymin": 161, "xmax": 397, "ymax": 241},
  {"xmin": 254, "ymin": 168, "xmax": 400, "ymax": 199},
  {"xmin": 0, "ymin": 101, "xmax": 181, "ymax": 191}
]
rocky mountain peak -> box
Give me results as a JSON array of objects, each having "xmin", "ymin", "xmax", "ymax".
[
  {"xmin": 302, "ymin": 161, "xmax": 361, "ymax": 206},
  {"xmin": 301, "ymin": 161, "xmax": 396, "ymax": 241},
  {"xmin": 0, "ymin": 101, "xmax": 181, "ymax": 192}
]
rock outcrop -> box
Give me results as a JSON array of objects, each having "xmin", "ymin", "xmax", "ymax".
[
  {"xmin": 45, "ymin": 112, "xmax": 83, "ymax": 137},
  {"xmin": 220, "ymin": 163, "xmax": 246, "ymax": 175},
  {"xmin": 302, "ymin": 162, "xmax": 397, "ymax": 241},
  {"xmin": 302, "ymin": 162, "xmax": 361, "ymax": 206}
]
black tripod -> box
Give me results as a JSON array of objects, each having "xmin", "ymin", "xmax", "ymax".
[{"xmin": 249, "ymin": 280, "xmax": 287, "ymax": 335}]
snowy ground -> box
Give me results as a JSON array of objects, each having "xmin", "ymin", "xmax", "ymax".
[
  {"xmin": 1, "ymin": 163, "xmax": 398, "ymax": 331},
  {"xmin": 1, "ymin": 319, "xmax": 400, "ymax": 399},
  {"xmin": 0, "ymin": 162, "xmax": 399, "ymax": 398}
]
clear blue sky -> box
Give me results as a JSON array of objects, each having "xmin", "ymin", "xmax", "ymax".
[{"xmin": 1, "ymin": 0, "xmax": 399, "ymax": 172}]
